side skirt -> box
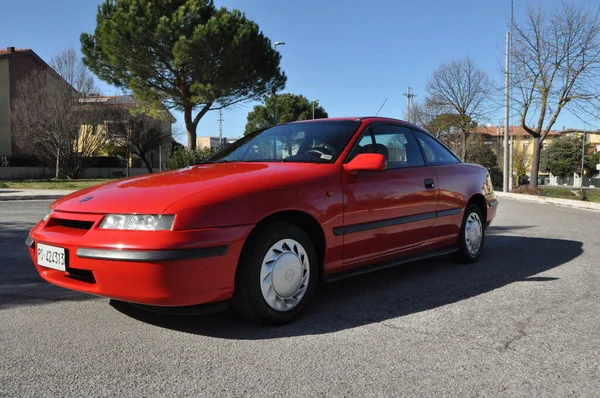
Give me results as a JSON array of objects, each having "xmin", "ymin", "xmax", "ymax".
[{"xmin": 322, "ymin": 246, "xmax": 458, "ymax": 283}]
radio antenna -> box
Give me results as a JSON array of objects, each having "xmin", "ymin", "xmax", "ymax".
[{"xmin": 375, "ymin": 98, "xmax": 388, "ymax": 116}]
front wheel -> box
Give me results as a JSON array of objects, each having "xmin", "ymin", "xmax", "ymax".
[
  {"xmin": 232, "ymin": 222, "xmax": 318, "ymax": 325},
  {"xmin": 453, "ymin": 205, "xmax": 485, "ymax": 263}
]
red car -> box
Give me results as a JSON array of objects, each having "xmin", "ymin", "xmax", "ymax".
[{"xmin": 27, "ymin": 117, "xmax": 497, "ymax": 324}]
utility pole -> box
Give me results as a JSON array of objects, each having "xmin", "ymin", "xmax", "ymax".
[
  {"xmin": 503, "ymin": 31, "xmax": 510, "ymax": 192},
  {"xmin": 218, "ymin": 109, "xmax": 224, "ymax": 147},
  {"xmin": 503, "ymin": 0, "xmax": 514, "ymax": 192},
  {"xmin": 403, "ymin": 86, "xmax": 416, "ymax": 123}
]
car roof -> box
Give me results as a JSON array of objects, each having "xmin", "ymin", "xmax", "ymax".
[{"xmin": 289, "ymin": 116, "xmax": 424, "ymax": 130}]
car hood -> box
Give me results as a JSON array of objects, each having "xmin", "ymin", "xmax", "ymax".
[{"xmin": 52, "ymin": 162, "xmax": 320, "ymax": 214}]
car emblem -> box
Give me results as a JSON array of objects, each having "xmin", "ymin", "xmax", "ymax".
[{"xmin": 79, "ymin": 196, "xmax": 94, "ymax": 203}]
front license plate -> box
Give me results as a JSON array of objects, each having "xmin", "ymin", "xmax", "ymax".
[{"xmin": 37, "ymin": 243, "xmax": 67, "ymax": 272}]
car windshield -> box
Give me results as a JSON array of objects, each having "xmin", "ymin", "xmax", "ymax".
[{"xmin": 205, "ymin": 120, "xmax": 361, "ymax": 164}]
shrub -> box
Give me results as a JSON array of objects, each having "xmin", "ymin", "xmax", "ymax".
[
  {"xmin": 512, "ymin": 185, "xmax": 544, "ymax": 196},
  {"xmin": 165, "ymin": 147, "xmax": 213, "ymax": 170}
]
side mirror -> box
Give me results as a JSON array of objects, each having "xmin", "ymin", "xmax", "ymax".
[{"xmin": 344, "ymin": 153, "xmax": 387, "ymax": 173}]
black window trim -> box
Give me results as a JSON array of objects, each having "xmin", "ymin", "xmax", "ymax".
[
  {"xmin": 410, "ymin": 128, "xmax": 462, "ymax": 166},
  {"xmin": 343, "ymin": 122, "xmax": 427, "ymax": 170},
  {"xmin": 206, "ymin": 119, "xmax": 363, "ymax": 165}
]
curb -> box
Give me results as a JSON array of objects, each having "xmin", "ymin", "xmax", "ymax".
[
  {"xmin": 0, "ymin": 195, "xmax": 68, "ymax": 202},
  {"xmin": 0, "ymin": 189, "xmax": 76, "ymax": 202},
  {"xmin": 495, "ymin": 191, "xmax": 600, "ymax": 212}
]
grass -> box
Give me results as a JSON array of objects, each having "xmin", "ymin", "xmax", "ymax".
[
  {"xmin": 541, "ymin": 187, "xmax": 600, "ymax": 203},
  {"xmin": 0, "ymin": 178, "xmax": 117, "ymax": 190}
]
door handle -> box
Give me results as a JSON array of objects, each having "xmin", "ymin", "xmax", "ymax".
[{"xmin": 424, "ymin": 178, "xmax": 435, "ymax": 189}]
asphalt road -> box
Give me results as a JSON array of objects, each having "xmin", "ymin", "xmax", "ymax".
[{"xmin": 1, "ymin": 199, "xmax": 599, "ymax": 397}]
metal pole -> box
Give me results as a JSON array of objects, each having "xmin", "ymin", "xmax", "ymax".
[
  {"xmin": 581, "ymin": 124, "xmax": 587, "ymax": 193},
  {"xmin": 272, "ymin": 41, "xmax": 285, "ymax": 126},
  {"xmin": 503, "ymin": 31, "xmax": 510, "ymax": 192},
  {"xmin": 509, "ymin": 135, "xmax": 514, "ymax": 188},
  {"xmin": 159, "ymin": 145, "xmax": 162, "ymax": 172},
  {"xmin": 313, "ymin": 101, "xmax": 315, "ymax": 119}
]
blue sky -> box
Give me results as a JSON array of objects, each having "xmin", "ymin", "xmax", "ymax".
[{"xmin": 1, "ymin": 0, "xmax": 598, "ymax": 143}]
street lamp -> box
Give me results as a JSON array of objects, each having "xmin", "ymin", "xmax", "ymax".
[
  {"xmin": 272, "ymin": 41, "xmax": 286, "ymax": 125},
  {"xmin": 312, "ymin": 99, "xmax": 319, "ymax": 119}
]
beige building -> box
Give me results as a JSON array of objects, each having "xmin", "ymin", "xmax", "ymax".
[
  {"xmin": 196, "ymin": 136, "xmax": 240, "ymax": 151},
  {"xmin": 77, "ymin": 94, "xmax": 175, "ymax": 170}
]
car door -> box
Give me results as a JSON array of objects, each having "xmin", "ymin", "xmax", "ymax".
[
  {"xmin": 340, "ymin": 124, "xmax": 439, "ymax": 263},
  {"xmin": 411, "ymin": 129, "xmax": 466, "ymax": 245}
]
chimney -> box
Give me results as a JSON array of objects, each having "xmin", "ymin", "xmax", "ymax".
[{"xmin": 7, "ymin": 47, "xmax": 15, "ymax": 53}]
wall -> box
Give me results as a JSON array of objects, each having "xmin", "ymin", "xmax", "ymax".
[
  {"xmin": 0, "ymin": 59, "xmax": 10, "ymax": 156},
  {"xmin": 0, "ymin": 167, "xmax": 152, "ymax": 180},
  {"xmin": 8, "ymin": 53, "xmax": 45, "ymax": 156}
]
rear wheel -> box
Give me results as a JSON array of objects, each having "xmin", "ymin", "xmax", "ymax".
[
  {"xmin": 232, "ymin": 222, "xmax": 318, "ymax": 325},
  {"xmin": 453, "ymin": 204, "xmax": 485, "ymax": 263}
]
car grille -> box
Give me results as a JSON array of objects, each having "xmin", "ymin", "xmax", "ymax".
[
  {"xmin": 56, "ymin": 219, "xmax": 95, "ymax": 230},
  {"xmin": 66, "ymin": 268, "xmax": 96, "ymax": 284}
]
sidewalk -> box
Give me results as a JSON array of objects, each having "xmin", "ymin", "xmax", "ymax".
[
  {"xmin": 0, "ymin": 189, "xmax": 75, "ymax": 201},
  {"xmin": 495, "ymin": 191, "xmax": 600, "ymax": 212}
]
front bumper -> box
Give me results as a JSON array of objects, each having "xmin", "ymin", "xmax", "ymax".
[{"xmin": 27, "ymin": 210, "xmax": 253, "ymax": 307}]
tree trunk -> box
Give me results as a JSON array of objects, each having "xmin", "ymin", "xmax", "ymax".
[
  {"xmin": 55, "ymin": 147, "xmax": 60, "ymax": 179},
  {"xmin": 184, "ymin": 105, "xmax": 197, "ymax": 150},
  {"xmin": 529, "ymin": 137, "xmax": 542, "ymax": 189},
  {"xmin": 461, "ymin": 131, "xmax": 468, "ymax": 161},
  {"xmin": 140, "ymin": 152, "xmax": 153, "ymax": 173}
]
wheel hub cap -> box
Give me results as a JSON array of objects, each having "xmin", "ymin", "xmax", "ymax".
[
  {"xmin": 260, "ymin": 239, "xmax": 310, "ymax": 312},
  {"xmin": 271, "ymin": 253, "xmax": 302, "ymax": 298},
  {"xmin": 465, "ymin": 212, "xmax": 483, "ymax": 255}
]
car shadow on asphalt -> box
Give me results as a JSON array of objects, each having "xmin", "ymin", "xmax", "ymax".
[
  {"xmin": 110, "ymin": 229, "xmax": 583, "ymax": 339},
  {"xmin": 0, "ymin": 222, "xmax": 95, "ymax": 310}
]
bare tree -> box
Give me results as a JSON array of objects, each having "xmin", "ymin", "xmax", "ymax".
[
  {"xmin": 50, "ymin": 47, "xmax": 96, "ymax": 95},
  {"xmin": 11, "ymin": 70, "xmax": 109, "ymax": 179},
  {"xmin": 512, "ymin": 2, "xmax": 600, "ymax": 188},
  {"xmin": 105, "ymin": 107, "xmax": 172, "ymax": 173},
  {"xmin": 425, "ymin": 57, "xmax": 494, "ymax": 160}
]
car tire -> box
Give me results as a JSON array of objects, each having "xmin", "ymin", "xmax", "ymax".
[
  {"xmin": 453, "ymin": 204, "xmax": 485, "ymax": 264},
  {"xmin": 232, "ymin": 221, "xmax": 319, "ymax": 325}
]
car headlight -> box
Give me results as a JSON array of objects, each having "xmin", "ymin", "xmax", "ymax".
[{"xmin": 99, "ymin": 214, "xmax": 175, "ymax": 231}]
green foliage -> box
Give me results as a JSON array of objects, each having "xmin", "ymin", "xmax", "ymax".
[
  {"xmin": 466, "ymin": 139, "xmax": 503, "ymax": 188},
  {"xmin": 540, "ymin": 135, "xmax": 583, "ymax": 178},
  {"xmin": 81, "ymin": 0, "xmax": 286, "ymax": 148},
  {"xmin": 585, "ymin": 149, "xmax": 600, "ymax": 176},
  {"xmin": 165, "ymin": 147, "xmax": 213, "ymax": 170},
  {"xmin": 245, "ymin": 93, "xmax": 328, "ymax": 135}
]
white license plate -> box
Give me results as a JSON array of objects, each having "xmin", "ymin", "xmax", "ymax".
[{"xmin": 37, "ymin": 243, "xmax": 67, "ymax": 272}]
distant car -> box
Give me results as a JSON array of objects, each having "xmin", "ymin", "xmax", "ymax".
[
  {"xmin": 26, "ymin": 117, "xmax": 498, "ymax": 325},
  {"xmin": 519, "ymin": 175, "xmax": 530, "ymax": 185}
]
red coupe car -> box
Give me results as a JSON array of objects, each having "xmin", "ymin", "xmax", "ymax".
[{"xmin": 27, "ymin": 117, "xmax": 497, "ymax": 324}]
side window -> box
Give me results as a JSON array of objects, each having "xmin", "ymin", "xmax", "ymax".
[
  {"xmin": 413, "ymin": 130, "xmax": 461, "ymax": 165},
  {"xmin": 370, "ymin": 125, "xmax": 425, "ymax": 169},
  {"xmin": 347, "ymin": 130, "xmax": 374, "ymax": 161}
]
